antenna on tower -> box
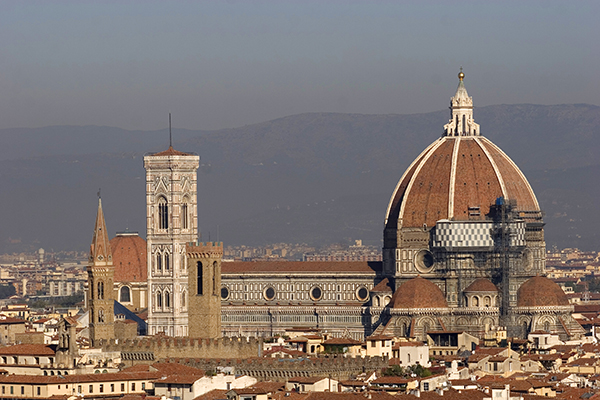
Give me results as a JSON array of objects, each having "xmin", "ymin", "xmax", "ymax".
[{"xmin": 169, "ymin": 112, "xmax": 172, "ymax": 148}]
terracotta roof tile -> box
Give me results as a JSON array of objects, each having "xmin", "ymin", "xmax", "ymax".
[
  {"xmin": 151, "ymin": 146, "xmax": 193, "ymax": 156},
  {"xmin": 111, "ymin": 233, "xmax": 147, "ymax": 283},
  {"xmin": 372, "ymin": 278, "xmax": 393, "ymax": 293},
  {"xmin": 517, "ymin": 276, "xmax": 570, "ymax": 307},
  {"xmin": 390, "ymin": 277, "xmax": 448, "ymax": 309},
  {"xmin": 0, "ymin": 344, "xmax": 55, "ymax": 356},
  {"xmin": 464, "ymin": 278, "xmax": 498, "ymax": 293}
]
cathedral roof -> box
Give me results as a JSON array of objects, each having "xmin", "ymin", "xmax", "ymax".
[
  {"xmin": 111, "ymin": 232, "xmax": 147, "ymax": 283},
  {"xmin": 389, "ymin": 276, "xmax": 448, "ymax": 309},
  {"xmin": 464, "ymin": 278, "xmax": 498, "ymax": 293},
  {"xmin": 371, "ymin": 278, "xmax": 393, "ymax": 293},
  {"xmin": 517, "ymin": 276, "xmax": 570, "ymax": 307},
  {"xmin": 89, "ymin": 198, "xmax": 112, "ymax": 264},
  {"xmin": 384, "ymin": 71, "xmax": 540, "ymax": 230}
]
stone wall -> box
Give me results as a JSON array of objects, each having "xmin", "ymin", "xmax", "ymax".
[
  {"xmin": 170, "ymin": 355, "xmax": 388, "ymax": 381},
  {"xmin": 102, "ymin": 336, "xmax": 261, "ymax": 363}
]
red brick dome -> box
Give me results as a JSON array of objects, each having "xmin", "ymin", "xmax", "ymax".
[
  {"xmin": 517, "ymin": 276, "xmax": 569, "ymax": 307},
  {"xmin": 390, "ymin": 277, "xmax": 448, "ymax": 309},
  {"xmin": 110, "ymin": 232, "xmax": 147, "ymax": 283},
  {"xmin": 464, "ymin": 278, "xmax": 498, "ymax": 293},
  {"xmin": 384, "ymin": 136, "xmax": 540, "ymax": 230}
]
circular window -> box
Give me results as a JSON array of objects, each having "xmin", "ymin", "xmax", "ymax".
[
  {"xmin": 264, "ymin": 287, "xmax": 276, "ymax": 301},
  {"xmin": 310, "ymin": 286, "xmax": 323, "ymax": 301},
  {"xmin": 356, "ymin": 287, "xmax": 369, "ymax": 302},
  {"xmin": 220, "ymin": 286, "xmax": 230, "ymax": 300},
  {"xmin": 414, "ymin": 249, "xmax": 435, "ymax": 273}
]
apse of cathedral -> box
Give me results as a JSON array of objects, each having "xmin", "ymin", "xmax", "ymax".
[{"xmin": 98, "ymin": 71, "xmax": 583, "ymax": 342}]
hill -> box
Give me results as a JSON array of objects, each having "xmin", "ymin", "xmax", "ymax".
[{"xmin": 0, "ymin": 103, "xmax": 598, "ymax": 254}]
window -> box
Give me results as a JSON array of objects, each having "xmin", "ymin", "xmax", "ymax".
[
  {"xmin": 120, "ymin": 286, "xmax": 131, "ymax": 303},
  {"xmin": 156, "ymin": 291, "xmax": 162, "ymax": 308},
  {"xmin": 165, "ymin": 253, "xmax": 170, "ymax": 271},
  {"xmin": 197, "ymin": 262, "xmax": 203, "ymax": 295},
  {"xmin": 158, "ymin": 197, "xmax": 169, "ymax": 229},
  {"xmin": 2, "ymin": 386, "xmax": 5, "ymax": 394},
  {"xmin": 182, "ymin": 203, "xmax": 189, "ymax": 229},
  {"xmin": 423, "ymin": 383, "xmax": 429, "ymax": 391},
  {"xmin": 131, "ymin": 383, "xmax": 136, "ymax": 391},
  {"xmin": 78, "ymin": 385, "xmax": 82, "ymax": 394},
  {"xmin": 99, "ymin": 384, "xmax": 104, "ymax": 393},
  {"xmin": 213, "ymin": 261, "xmax": 218, "ymax": 295},
  {"xmin": 165, "ymin": 291, "xmax": 171, "ymax": 308},
  {"xmin": 37, "ymin": 387, "xmax": 41, "ymax": 396},
  {"xmin": 98, "ymin": 281, "xmax": 104, "ymax": 300},
  {"xmin": 142, "ymin": 382, "xmax": 145, "ymax": 390},
  {"xmin": 111, "ymin": 384, "xmax": 114, "ymax": 392},
  {"xmin": 181, "ymin": 291, "xmax": 186, "ymax": 308},
  {"xmin": 370, "ymin": 341, "xmax": 376, "ymax": 348},
  {"xmin": 89, "ymin": 385, "xmax": 93, "ymax": 393},
  {"xmin": 98, "ymin": 309, "xmax": 105, "ymax": 323},
  {"xmin": 21, "ymin": 386, "xmax": 24, "ymax": 395},
  {"xmin": 10, "ymin": 386, "xmax": 13, "ymax": 395},
  {"xmin": 121, "ymin": 383, "xmax": 125, "ymax": 392},
  {"xmin": 157, "ymin": 252, "xmax": 163, "ymax": 271}
]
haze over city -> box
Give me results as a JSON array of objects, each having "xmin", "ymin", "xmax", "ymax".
[{"xmin": 0, "ymin": 1, "xmax": 598, "ymax": 131}]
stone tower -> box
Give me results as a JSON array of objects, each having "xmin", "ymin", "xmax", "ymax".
[
  {"xmin": 187, "ymin": 242, "xmax": 223, "ymax": 338},
  {"xmin": 87, "ymin": 198, "xmax": 115, "ymax": 346},
  {"xmin": 144, "ymin": 146, "xmax": 199, "ymax": 337}
]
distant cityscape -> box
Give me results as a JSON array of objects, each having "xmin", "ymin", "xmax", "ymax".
[{"xmin": 0, "ymin": 244, "xmax": 598, "ymax": 301}]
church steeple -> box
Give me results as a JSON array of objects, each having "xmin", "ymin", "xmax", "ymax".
[
  {"xmin": 443, "ymin": 68, "xmax": 481, "ymax": 137},
  {"xmin": 87, "ymin": 196, "xmax": 115, "ymax": 346},
  {"xmin": 89, "ymin": 197, "xmax": 112, "ymax": 264}
]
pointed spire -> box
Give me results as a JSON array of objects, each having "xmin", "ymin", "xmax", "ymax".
[
  {"xmin": 89, "ymin": 196, "xmax": 112, "ymax": 264},
  {"xmin": 443, "ymin": 68, "xmax": 481, "ymax": 137}
]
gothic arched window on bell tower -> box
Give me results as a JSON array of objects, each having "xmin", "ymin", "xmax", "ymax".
[
  {"xmin": 156, "ymin": 290, "xmax": 162, "ymax": 309},
  {"xmin": 165, "ymin": 291, "xmax": 171, "ymax": 308},
  {"xmin": 157, "ymin": 252, "xmax": 163, "ymax": 272},
  {"xmin": 213, "ymin": 261, "xmax": 218, "ymax": 295},
  {"xmin": 182, "ymin": 201, "xmax": 189, "ymax": 230},
  {"xmin": 197, "ymin": 261, "xmax": 203, "ymax": 295},
  {"xmin": 158, "ymin": 196, "xmax": 169, "ymax": 230},
  {"xmin": 98, "ymin": 281, "xmax": 104, "ymax": 300},
  {"xmin": 165, "ymin": 253, "xmax": 170, "ymax": 271}
]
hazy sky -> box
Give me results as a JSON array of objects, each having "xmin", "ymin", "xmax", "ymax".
[{"xmin": 1, "ymin": 1, "xmax": 598, "ymax": 131}]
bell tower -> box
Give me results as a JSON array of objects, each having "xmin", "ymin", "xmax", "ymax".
[
  {"xmin": 87, "ymin": 197, "xmax": 115, "ymax": 346},
  {"xmin": 144, "ymin": 143, "xmax": 199, "ymax": 337}
]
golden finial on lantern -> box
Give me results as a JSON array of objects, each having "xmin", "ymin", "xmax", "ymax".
[{"xmin": 458, "ymin": 67, "xmax": 465, "ymax": 81}]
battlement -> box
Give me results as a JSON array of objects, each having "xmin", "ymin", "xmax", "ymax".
[
  {"xmin": 172, "ymin": 355, "xmax": 389, "ymax": 381},
  {"xmin": 102, "ymin": 335, "xmax": 261, "ymax": 366},
  {"xmin": 187, "ymin": 242, "xmax": 224, "ymax": 258}
]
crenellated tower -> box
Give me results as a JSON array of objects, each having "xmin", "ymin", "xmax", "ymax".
[
  {"xmin": 187, "ymin": 242, "xmax": 223, "ymax": 339},
  {"xmin": 144, "ymin": 145, "xmax": 199, "ymax": 337},
  {"xmin": 87, "ymin": 198, "xmax": 115, "ymax": 345}
]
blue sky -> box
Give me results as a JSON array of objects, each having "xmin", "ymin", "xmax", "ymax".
[{"xmin": 0, "ymin": 0, "xmax": 598, "ymax": 130}]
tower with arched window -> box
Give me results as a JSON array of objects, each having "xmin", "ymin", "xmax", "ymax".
[
  {"xmin": 86, "ymin": 198, "xmax": 115, "ymax": 345},
  {"xmin": 144, "ymin": 145, "xmax": 199, "ymax": 337},
  {"xmin": 187, "ymin": 241, "xmax": 223, "ymax": 339}
]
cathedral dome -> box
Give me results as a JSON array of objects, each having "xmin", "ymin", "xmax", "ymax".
[
  {"xmin": 384, "ymin": 72, "xmax": 540, "ymax": 230},
  {"xmin": 390, "ymin": 276, "xmax": 448, "ymax": 309},
  {"xmin": 111, "ymin": 232, "xmax": 147, "ymax": 283},
  {"xmin": 464, "ymin": 278, "xmax": 498, "ymax": 293},
  {"xmin": 517, "ymin": 276, "xmax": 569, "ymax": 307}
]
